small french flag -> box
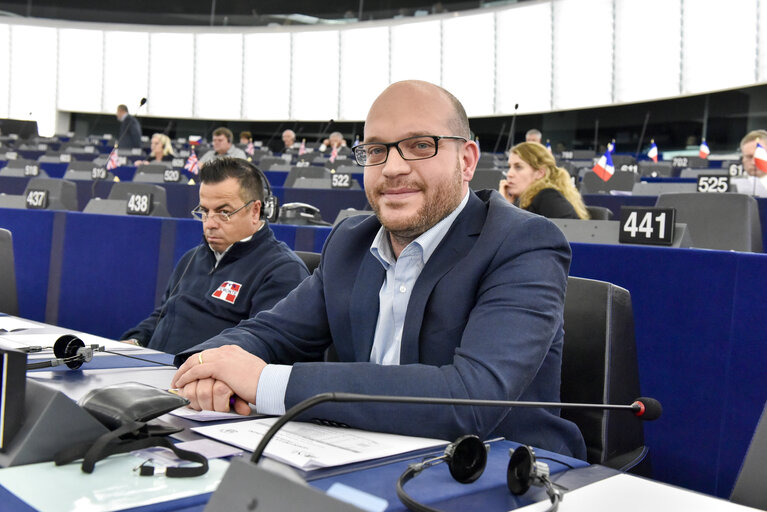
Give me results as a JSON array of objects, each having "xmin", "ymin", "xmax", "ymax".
[
  {"xmin": 188, "ymin": 135, "xmax": 202, "ymax": 146},
  {"xmin": 648, "ymin": 140, "xmax": 658, "ymax": 163},
  {"xmin": 546, "ymin": 139, "xmax": 552, "ymax": 153},
  {"xmin": 754, "ymin": 139, "xmax": 767, "ymax": 173},
  {"xmin": 593, "ymin": 149, "xmax": 615, "ymax": 182},
  {"xmin": 699, "ymin": 139, "xmax": 710, "ymax": 159}
]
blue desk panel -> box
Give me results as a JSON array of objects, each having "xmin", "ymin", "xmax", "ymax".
[
  {"xmin": 0, "ymin": 208, "xmax": 56, "ymax": 322},
  {"xmin": 54, "ymin": 213, "xmax": 177, "ymax": 340},
  {"xmin": 569, "ymin": 243, "xmax": 767, "ymax": 498}
]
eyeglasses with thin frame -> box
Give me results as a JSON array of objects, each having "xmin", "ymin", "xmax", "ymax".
[
  {"xmin": 352, "ymin": 135, "xmax": 468, "ymax": 167},
  {"xmin": 191, "ymin": 199, "xmax": 255, "ymax": 222}
]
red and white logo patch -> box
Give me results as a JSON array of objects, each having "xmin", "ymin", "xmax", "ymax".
[{"xmin": 212, "ymin": 281, "xmax": 242, "ymax": 304}]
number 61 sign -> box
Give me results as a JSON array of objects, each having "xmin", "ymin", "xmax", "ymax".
[{"xmin": 619, "ymin": 207, "xmax": 676, "ymax": 246}]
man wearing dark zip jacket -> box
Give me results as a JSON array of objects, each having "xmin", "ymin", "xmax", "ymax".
[{"xmin": 120, "ymin": 157, "xmax": 309, "ymax": 354}]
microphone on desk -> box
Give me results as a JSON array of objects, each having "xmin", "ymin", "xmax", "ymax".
[{"xmin": 204, "ymin": 392, "xmax": 662, "ymax": 512}]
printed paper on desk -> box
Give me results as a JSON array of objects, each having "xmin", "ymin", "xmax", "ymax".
[
  {"xmin": 0, "ymin": 317, "xmax": 44, "ymax": 332},
  {"xmin": 192, "ymin": 417, "xmax": 448, "ymax": 470},
  {"xmin": 170, "ymin": 407, "xmax": 248, "ymax": 422}
]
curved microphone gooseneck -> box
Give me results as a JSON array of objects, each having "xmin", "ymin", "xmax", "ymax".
[{"xmin": 249, "ymin": 392, "xmax": 662, "ymax": 464}]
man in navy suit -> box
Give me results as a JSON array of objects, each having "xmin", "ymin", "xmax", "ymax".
[{"xmin": 172, "ymin": 80, "xmax": 586, "ymax": 458}]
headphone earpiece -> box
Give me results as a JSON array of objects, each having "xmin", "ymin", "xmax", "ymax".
[
  {"xmin": 396, "ymin": 435, "xmax": 488, "ymax": 512},
  {"xmin": 507, "ymin": 446, "xmax": 562, "ymax": 512},
  {"xmin": 53, "ymin": 335, "xmax": 87, "ymax": 369},
  {"xmin": 244, "ymin": 161, "xmax": 279, "ymax": 223},
  {"xmin": 444, "ymin": 435, "xmax": 487, "ymax": 484}
]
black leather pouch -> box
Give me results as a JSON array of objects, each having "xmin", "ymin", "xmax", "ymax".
[
  {"xmin": 79, "ymin": 381, "xmax": 188, "ymax": 430},
  {"xmin": 55, "ymin": 382, "xmax": 208, "ymax": 477}
]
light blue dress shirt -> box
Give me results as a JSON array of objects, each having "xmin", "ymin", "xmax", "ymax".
[{"xmin": 256, "ymin": 190, "xmax": 470, "ymax": 414}]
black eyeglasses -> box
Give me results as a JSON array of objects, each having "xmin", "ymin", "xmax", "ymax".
[
  {"xmin": 352, "ymin": 135, "xmax": 467, "ymax": 167},
  {"xmin": 191, "ymin": 200, "xmax": 254, "ymax": 222}
]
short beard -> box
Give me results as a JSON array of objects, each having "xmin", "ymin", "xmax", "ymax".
[{"xmin": 370, "ymin": 159, "xmax": 464, "ymax": 248}]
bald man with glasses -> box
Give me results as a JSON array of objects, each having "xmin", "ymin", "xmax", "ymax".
[
  {"xmin": 120, "ymin": 157, "xmax": 308, "ymax": 354},
  {"xmin": 172, "ymin": 81, "xmax": 586, "ymax": 459}
]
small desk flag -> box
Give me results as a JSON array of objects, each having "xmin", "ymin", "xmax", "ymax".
[
  {"xmin": 593, "ymin": 149, "xmax": 615, "ymax": 182},
  {"xmin": 699, "ymin": 139, "xmax": 710, "ymax": 159},
  {"xmin": 648, "ymin": 140, "xmax": 658, "ymax": 163}
]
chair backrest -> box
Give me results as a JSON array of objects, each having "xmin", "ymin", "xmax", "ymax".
[
  {"xmin": 334, "ymin": 165, "xmax": 360, "ymax": 175},
  {"xmin": 0, "ymin": 228, "xmax": 19, "ymax": 316},
  {"xmin": 470, "ymin": 169, "xmax": 505, "ymax": 192},
  {"xmin": 333, "ymin": 209, "xmax": 374, "ymax": 226},
  {"xmin": 284, "ymin": 166, "xmax": 330, "ymax": 187},
  {"xmin": 580, "ymin": 170, "xmax": 639, "ymax": 194},
  {"xmin": 730, "ymin": 401, "xmax": 767, "ymax": 509},
  {"xmin": 257, "ymin": 156, "xmax": 286, "ymax": 169},
  {"xmin": 23, "ymin": 178, "xmax": 78, "ymax": 211},
  {"xmin": 611, "ymin": 155, "xmax": 637, "ymax": 170},
  {"xmin": 655, "ymin": 193, "xmax": 763, "ymax": 252},
  {"xmin": 561, "ymin": 276, "xmax": 648, "ymax": 473},
  {"xmin": 133, "ymin": 171, "xmax": 189, "ymax": 184},
  {"xmin": 294, "ymin": 251, "xmax": 321, "ymax": 274},
  {"xmin": 638, "ymin": 161, "xmax": 673, "ymax": 177},
  {"xmin": 679, "ymin": 168, "xmax": 727, "ymax": 178},
  {"xmin": 585, "ymin": 205, "xmax": 614, "ymax": 220},
  {"xmin": 0, "ymin": 159, "xmax": 48, "ymax": 178},
  {"xmin": 631, "ymin": 182, "xmax": 698, "ymax": 196},
  {"xmin": 140, "ymin": 163, "xmax": 173, "ymax": 173}
]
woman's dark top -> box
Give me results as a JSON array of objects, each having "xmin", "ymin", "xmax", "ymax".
[{"xmin": 525, "ymin": 188, "xmax": 580, "ymax": 219}]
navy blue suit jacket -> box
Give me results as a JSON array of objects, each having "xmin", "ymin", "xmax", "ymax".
[{"xmin": 179, "ymin": 189, "xmax": 586, "ymax": 458}]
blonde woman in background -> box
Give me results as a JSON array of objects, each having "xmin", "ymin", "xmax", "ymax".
[
  {"xmin": 501, "ymin": 141, "xmax": 589, "ymax": 219},
  {"xmin": 135, "ymin": 133, "xmax": 175, "ymax": 165}
]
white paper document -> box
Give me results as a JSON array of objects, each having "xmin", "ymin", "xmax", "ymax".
[
  {"xmin": 170, "ymin": 407, "xmax": 249, "ymax": 422},
  {"xmin": 0, "ymin": 331, "xmax": 155, "ymax": 355},
  {"xmin": 0, "ymin": 317, "xmax": 44, "ymax": 331},
  {"xmin": 192, "ymin": 417, "xmax": 447, "ymax": 470},
  {"xmin": 515, "ymin": 473, "xmax": 759, "ymax": 512}
]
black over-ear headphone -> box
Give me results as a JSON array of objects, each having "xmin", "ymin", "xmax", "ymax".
[
  {"xmin": 24, "ymin": 334, "xmax": 177, "ymax": 371},
  {"xmin": 244, "ymin": 161, "xmax": 279, "ymax": 223},
  {"xmin": 25, "ymin": 334, "xmax": 97, "ymax": 370},
  {"xmin": 396, "ymin": 437, "xmax": 563, "ymax": 512}
]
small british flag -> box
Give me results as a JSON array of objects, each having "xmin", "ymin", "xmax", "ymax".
[
  {"xmin": 212, "ymin": 281, "xmax": 242, "ymax": 304},
  {"xmin": 185, "ymin": 147, "xmax": 199, "ymax": 175},
  {"xmin": 106, "ymin": 146, "xmax": 119, "ymax": 170}
]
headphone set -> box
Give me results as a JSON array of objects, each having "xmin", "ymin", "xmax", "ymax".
[
  {"xmin": 24, "ymin": 334, "xmax": 100, "ymax": 370},
  {"xmin": 244, "ymin": 161, "xmax": 279, "ymax": 223},
  {"xmin": 23, "ymin": 334, "xmax": 176, "ymax": 371},
  {"xmin": 396, "ymin": 435, "xmax": 565, "ymax": 512}
]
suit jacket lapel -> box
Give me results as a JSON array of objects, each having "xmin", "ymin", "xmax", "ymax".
[
  {"xmin": 399, "ymin": 192, "xmax": 486, "ymax": 364},
  {"xmin": 349, "ymin": 251, "xmax": 386, "ymax": 362}
]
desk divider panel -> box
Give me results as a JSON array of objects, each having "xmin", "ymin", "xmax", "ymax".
[
  {"xmin": 0, "ymin": 208, "xmax": 55, "ymax": 322},
  {"xmin": 569, "ymin": 243, "xmax": 767, "ymax": 498},
  {"xmin": 54, "ymin": 212, "xmax": 171, "ymax": 339},
  {"xmin": 719, "ymin": 253, "xmax": 767, "ymax": 496}
]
